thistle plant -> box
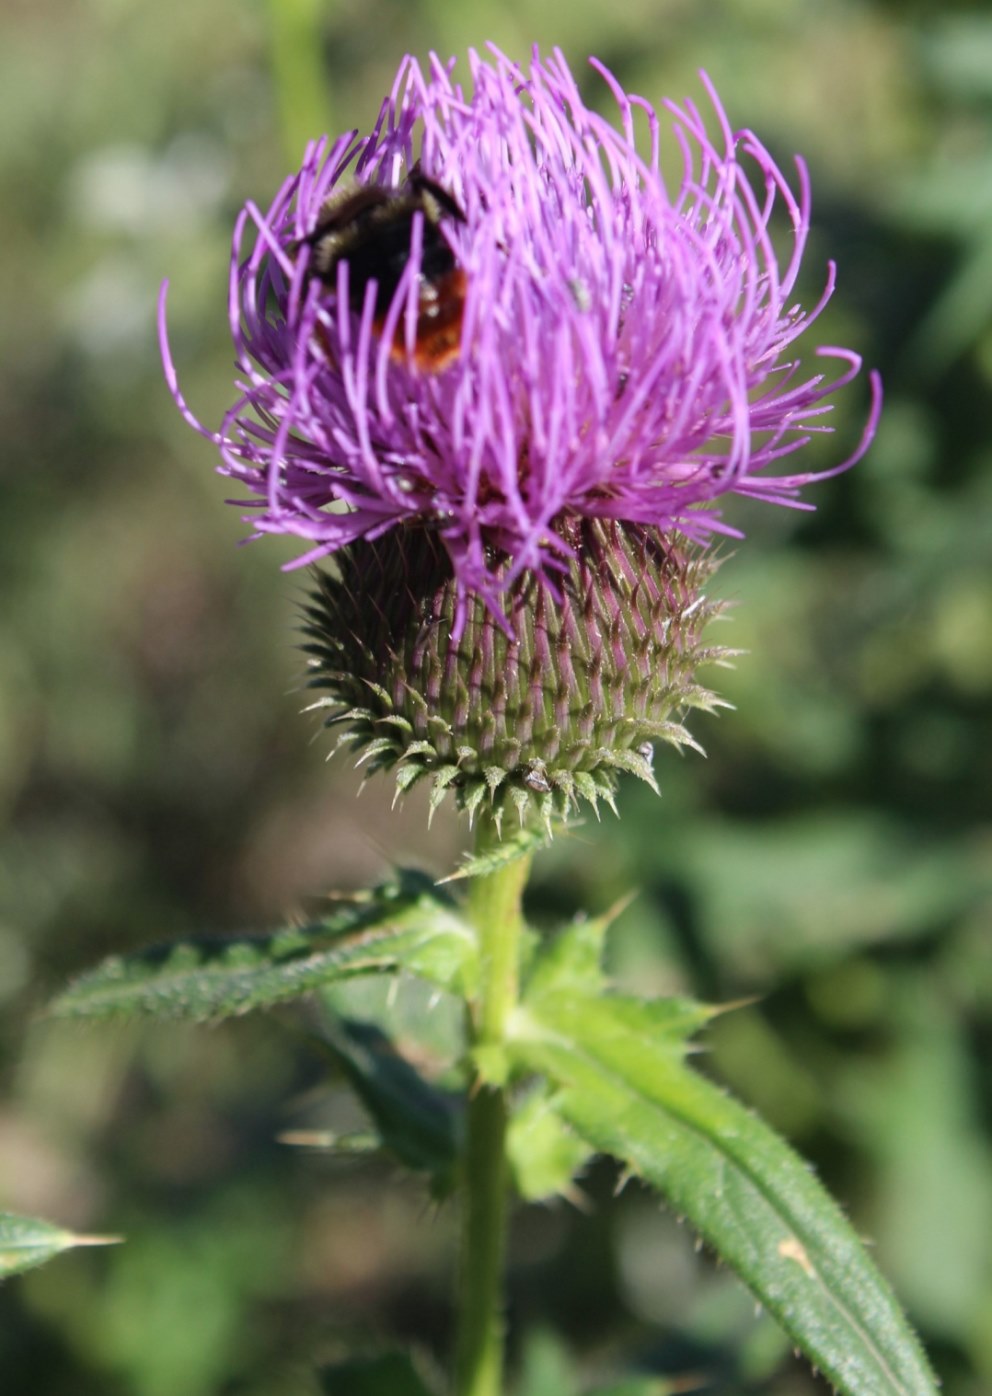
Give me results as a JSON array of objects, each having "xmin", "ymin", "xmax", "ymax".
[{"xmin": 31, "ymin": 46, "xmax": 937, "ymax": 1396}]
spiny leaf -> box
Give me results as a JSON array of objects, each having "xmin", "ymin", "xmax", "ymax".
[
  {"xmin": 314, "ymin": 1019, "xmax": 459, "ymax": 1197},
  {"xmin": 438, "ymin": 822, "xmax": 549, "ymax": 884},
  {"xmin": 51, "ymin": 871, "xmax": 477, "ymax": 1023},
  {"xmin": 0, "ymin": 1213, "xmax": 121, "ymax": 1280},
  {"xmin": 507, "ymin": 1087, "xmax": 591, "ymax": 1203},
  {"xmin": 522, "ymin": 895, "xmax": 637, "ymax": 999},
  {"xmin": 509, "ymin": 992, "xmax": 938, "ymax": 1396}
]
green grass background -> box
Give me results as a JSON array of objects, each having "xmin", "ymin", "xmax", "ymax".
[{"xmin": 2, "ymin": 0, "xmax": 991, "ymax": 1391}]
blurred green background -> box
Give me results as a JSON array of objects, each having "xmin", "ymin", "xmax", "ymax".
[{"xmin": 2, "ymin": 0, "xmax": 991, "ymax": 1392}]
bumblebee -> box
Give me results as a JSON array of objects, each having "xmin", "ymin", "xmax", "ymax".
[{"xmin": 305, "ymin": 171, "xmax": 467, "ymax": 373}]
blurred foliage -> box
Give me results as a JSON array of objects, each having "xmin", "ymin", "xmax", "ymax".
[{"xmin": 1, "ymin": 0, "xmax": 991, "ymax": 1393}]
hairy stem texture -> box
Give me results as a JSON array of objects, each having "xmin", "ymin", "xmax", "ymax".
[{"xmin": 455, "ymin": 826, "xmax": 531, "ymax": 1396}]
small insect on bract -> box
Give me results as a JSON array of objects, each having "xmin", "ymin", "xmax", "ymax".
[{"xmin": 305, "ymin": 170, "xmax": 467, "ymax": 373}]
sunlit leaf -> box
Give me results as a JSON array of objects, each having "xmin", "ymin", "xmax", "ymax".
[
  {"xmin": 50, "ymin": 871, "xmax": 477, "ymax": 1023},
  {"xmin": 438, "ymin": 823, "xmax": 549, "ymax": 883},
  {"xmin": 510, "ymin": 991, "xmax": 938, "ymax": 1396},
  {"xmin": 507, "ymin": 1086, "xmax": 591, "ymax": 1203},
  {"xmin": 0, "ymin": 1212, "xmax": 120, "ymax": 1280},
  {"xmin": 521, "ymin": 899, "xmax": 634, "ymax": 998}
]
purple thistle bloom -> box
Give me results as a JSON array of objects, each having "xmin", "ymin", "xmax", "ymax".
[{"xmin": 160, "ymin": 46, "xmax": 880, "ymax": 624}]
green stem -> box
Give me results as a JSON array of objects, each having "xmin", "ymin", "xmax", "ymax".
[{"xmin": 455, "ymin": 821, "xmax": 532, "ymax": 1396}]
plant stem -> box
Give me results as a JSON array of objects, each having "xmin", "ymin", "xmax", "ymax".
[{"xmin": 455, "ymin": 823, "xmax": 532, "ymax": 1396}]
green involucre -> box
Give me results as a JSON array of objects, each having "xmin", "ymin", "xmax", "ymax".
[{"xmin": 302, "ymin": 520, "xmax": 733, "ymax": 829}]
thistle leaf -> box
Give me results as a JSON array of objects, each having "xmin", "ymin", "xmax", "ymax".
[
  {"xmin": 522, "ymin": 920, "xmax": 606, "ymax": 999},
  {"xmin": 438, "ymin": 822, "xmax": 549, "ymax": 884},
  {"xmin": 316, "ymin": 1019, "xmax": 459, "ymax": 1196},
  {"xmin": 50, "ymin": 871, "xmax": 477, "ymax": 1023},
  {"xmin": 507, "ymin": 1087, "xmax": 591, "ymax": 1202},
  {"xmin": 0, "ymin": 1213, "xmax": 120, "ymax": 1280},
  {"xmin": 509, "ymin": 991, "xmax": 938, "ymax": 1396}
]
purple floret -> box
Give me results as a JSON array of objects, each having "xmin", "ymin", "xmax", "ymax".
[{"xmin": 160, "ymin": 46, "xmax": 880, "ymax": 622}]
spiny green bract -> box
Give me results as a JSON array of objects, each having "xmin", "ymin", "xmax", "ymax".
[{"xmin": 302, "ymin": 520, "xmax": 734, "ymax": 830}]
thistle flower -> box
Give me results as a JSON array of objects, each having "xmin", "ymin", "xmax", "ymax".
[{"xmin": 160, "ymin": 47, "xmax": 879, "ymax": 825}]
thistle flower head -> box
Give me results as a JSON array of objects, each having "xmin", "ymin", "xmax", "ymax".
[
  {"xmin": 161, "ymin": 46, "xmax": 879, "ymax": 620},
  {"xmin": 161, "ymin": 48, "xmax": 879, "ymax": 824}
]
